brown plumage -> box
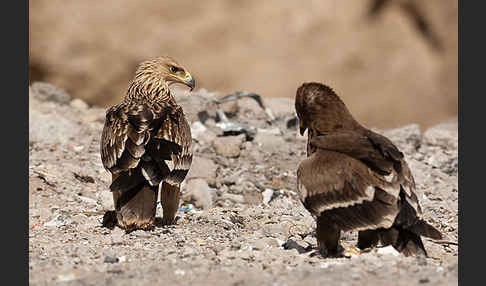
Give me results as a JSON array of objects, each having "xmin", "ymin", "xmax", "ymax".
[
  {"xmin": 295, "ymin": 82, "xmax": 441, "ymax": 257},
  {"xmin": 100, "ymin": 56, "xmax": 195, "ymax": 231}
]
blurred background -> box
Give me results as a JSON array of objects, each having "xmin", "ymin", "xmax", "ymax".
[{"xmin": 29, "ymin": 0, "xmax": 457, "ymax": 129}]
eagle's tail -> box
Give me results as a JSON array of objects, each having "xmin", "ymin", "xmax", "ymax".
[
  {"xmin": 377, "ymin": 218, "xmax": 442, "ymax": 256},
  {"xmin": 358, "ymin": 218, "xmax": 442, "ymax": 256},
  {"xmin": 381, "ymin": 188, "xmax": 443, "ymax": 256},
  {"xmin": 107, "ymin": 171, "xmax": 159, "ymax": 231},
  {"xmin": 383, "ymin": 226, "xmax": 428, "ymax": 256},
  {"xmin": 399, "ymin": 218, "xmax": 443, "ymax": 256},
  {"xmin": 408, "ymin": 219, "xmax": 443, "ymax": 240}
]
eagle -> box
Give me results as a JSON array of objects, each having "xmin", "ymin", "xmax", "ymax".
[
  {"xmin": 100, "ymin": 56, "xmax": 195, "ymax": 231},
  {"xmin": 295, "ymin": 82, "xmax": 442, "ymax": 257}
]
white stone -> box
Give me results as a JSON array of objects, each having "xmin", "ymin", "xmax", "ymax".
[
  {"xmin": 262, "ymin": 189, "xmax": 274, "ymax": 205},
  {"xmin": 376, "ymin": 245, "xmax": 400, "ymax": 256}
]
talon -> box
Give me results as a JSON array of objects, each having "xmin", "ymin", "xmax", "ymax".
[{"xmin": 343, "ymin": 246, "xmax": 361, "ymax": 257}]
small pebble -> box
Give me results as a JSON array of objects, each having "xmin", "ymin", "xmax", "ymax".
[
  {"xmin": 104, "ymin": 256, "xmax": 119, "ymax": 263},
  {"xmin": 73, "ymin": 145, "xmax": 84, "ymax": 152},
  {"xmin": 419, "ymin": 278, "xmax": 430, "ymax": 284},
  {"xmin": 57, "ymin": 273, "xmax": 76, "ymax": 282}
]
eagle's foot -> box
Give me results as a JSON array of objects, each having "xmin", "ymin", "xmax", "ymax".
[
  {"xmin": 343, "ymin": 246, "xmax": 361, "ymax": 257},
  {"xmin": 314, "ymin": 244, "xmax": 344, "ymax": 258},
  {"xmin": 160, "ymin": 216, "xmax": 178, "ymax": 226}
]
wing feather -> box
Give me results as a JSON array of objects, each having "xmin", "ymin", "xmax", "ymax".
[
  {"xmin": 297, "ymin": 151, "xmax": 400, "ymax": 231},
  {"xmin": 152, "ymin": 106, "xmax": 193, "ymax": 185},
  {"xmin": 101, "ymin": 100, "xmax": 193, "ymax": 191},
  {"xmin": 307, "ymin": 130, "xmax": 425, "ymax": 228},
  {"xmin": 101, "ymin": 103, "xmax": 152, "ymax": 173},
  {"xmin": 309, "ymin": 131, "xmax": 400, "ymax": 175}
]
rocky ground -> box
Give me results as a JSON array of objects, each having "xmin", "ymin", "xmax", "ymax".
[{"xmin": 29, "ymin": 83, "xmax": 458, "ymax": 285}]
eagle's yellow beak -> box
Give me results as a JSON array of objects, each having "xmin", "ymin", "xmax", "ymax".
[
  {"xmin": 183, "ymin": 72, "xmax": 195, "ymax": 91},
  {"xmin": 299, "ymin": 118, "xmax": 306, "ymax": 136},
  {"xmin": 171, "ymin": 72, "xmax": 195, "ymax": 91}
]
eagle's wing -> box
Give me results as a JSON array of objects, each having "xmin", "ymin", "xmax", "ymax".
[
  {"xmin": 100, "ymin": 102, "xmax": 153, "ymax": 174},
  {"xmin": 297, "ymin": 151, "xmax": 400, "ymax": 231},
  {"xmin": 147, "ymin": 105, "xmax": 193, "ymax": 186},
  {"xmin": 309, "ymin": 130, "xmax": 415, "ymax": 201},
  {"xmin": 308, "ymin": 130, "xmax": 441, "ymax": 239},
  {"xmin": 101, "ymin": 102, "xmax": 190, "ymax": 193},
  {"xmin": 309, "ymin": 130, "xmax": 403, "ymax": 175}
]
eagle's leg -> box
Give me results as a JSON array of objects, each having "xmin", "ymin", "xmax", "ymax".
[
  {"xmin": 160, "ymin": 181, "xmax": 181, "ymax": 225},
  {"xmin": 111, "ymin": 174, "xmax": 158, "ymax": 231},
  {"xmin": 316, "ymin": 216, "xmax": 341, "ymax": 257},
  {"xmin": 357, "ymin": 229, "xmax": 380, "ymax": 250}
]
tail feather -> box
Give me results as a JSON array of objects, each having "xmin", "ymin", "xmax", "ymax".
[
  {"xmin": 378, "ymin": 223, "xmax": 439, "ymax": 257},
  {"xmin": 392, "ymin": 227, "xmax": 427, "ymax": 257},
  {"xmin": 110, "ymin": 168, "xmax": 159, "ymax": 231},
  {"xmin": 114, "ymin": 184, "xmax": 158, "ymax": 231},
  {"xmin": 110, "ymin": 169, "xmax": 144, "ymax": 193},
  {"xmin": 409, "ymin": 219, "xmax": 442, "ymax": 240}
]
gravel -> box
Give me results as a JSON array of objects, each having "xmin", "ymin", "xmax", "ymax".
[{"xmin": 29, "ymin": 83, "xmax": 458, "ymax": 286}]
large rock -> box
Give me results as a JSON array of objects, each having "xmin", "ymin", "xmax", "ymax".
[
  {"xmin": 420, "ymin": 120, "xmax": 458, "ymax": 175},
  {"xmin": 264, "ymin": 98, "xmax": 294, "ymax": 118},
  {"xmin": 213, "ymin": 134, "xmax": 246, "ymax": 158},
  {"xmin": 186, "ymin": 156, "xmax": 218, "ymax": 186},
  {"xmin": 182, "ymin": 178, "xmax": 213, "ymax": 209},
  {"xmin": 253, "ymin": 132, "xmax": 288, "ymax": 154},
  {"xmin": 29, "ymin": 108, "xmax": 79, "ymax": 145},
  {"xmin": 30, "ymin": 82, "xmax": 71, "ymax": 104},
  {"xmin": 382, "ymin": 124, "xmax": 422, "ymax": 154},
  {"xmin": 422, "ymin": 121, "xmax": 458, "ymax": 151}
]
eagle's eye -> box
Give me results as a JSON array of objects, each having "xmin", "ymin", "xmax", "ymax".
[{"xmin": 170, "ymin": 66, "xmax": 178, "ymax": 73}]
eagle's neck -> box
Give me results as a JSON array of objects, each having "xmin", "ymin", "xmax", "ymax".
[{"xmin": 126, "ymin": 76, "xmax": 172, "ymax": 103}]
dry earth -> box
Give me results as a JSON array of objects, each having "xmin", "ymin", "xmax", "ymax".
[{"xmin": 29, "ymin": 83, "xmax": 458, "ymax": 285}]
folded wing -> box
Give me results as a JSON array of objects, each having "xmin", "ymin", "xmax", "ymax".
[{"xmin": 100, "ymin": 102, "xmax": 192, "ymax": 193}]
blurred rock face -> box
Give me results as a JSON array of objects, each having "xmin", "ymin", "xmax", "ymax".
[{"xmin": 29, "ymin": 0, "xmax": 457, "ymax": 129}]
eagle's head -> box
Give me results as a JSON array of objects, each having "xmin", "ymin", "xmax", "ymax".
[
  {"xmin": 295, "ymin": 82, "xmax": 357, "ymax": 135},
  {"xmin": 131, "ymin": 56, "xmax": 195, "ymax": 97}
]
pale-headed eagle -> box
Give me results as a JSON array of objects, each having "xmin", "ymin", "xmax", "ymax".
[
  {"xmin": 295, "ymin": 82, "xmax": 441, "ymax": 257},
  {"xmin": 100, "ymin": 56, "xmax": 195, "ymax": 231}
]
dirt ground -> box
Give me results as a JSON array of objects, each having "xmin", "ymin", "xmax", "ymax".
[
  {"xmin": 29, "ymin": 0, "xmax": 457, "ymax": 129},
  {"xmin": 29, "ymin": 83, "xmax": 458, "ymax": 285}
]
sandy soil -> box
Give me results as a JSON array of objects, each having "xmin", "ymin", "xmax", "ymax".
[{"xmin": 29, "ymin": 83, "xmax": 458, "ymax": 285}]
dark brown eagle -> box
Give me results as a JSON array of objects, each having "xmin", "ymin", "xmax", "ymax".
[
  {"xmin": 295, "ymin": 82, "xmax": 441, "ymax": 257},
  {"xmin": 100, "ymin": 56, "xmax": 195, "ymax": 231}
]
